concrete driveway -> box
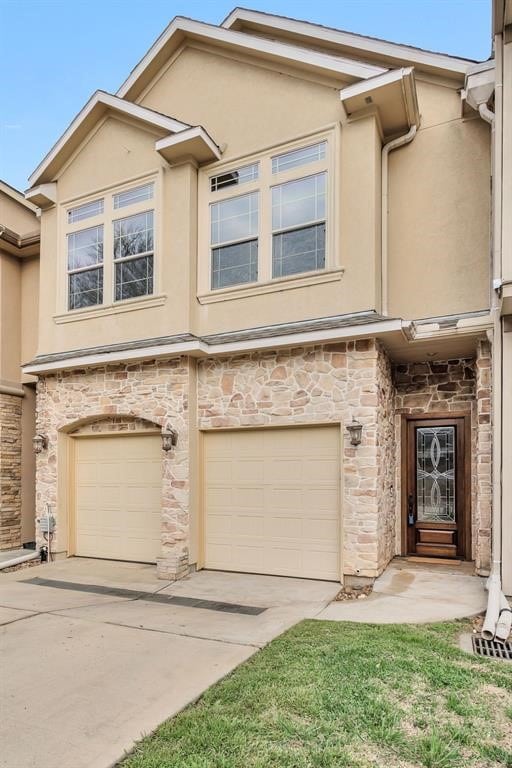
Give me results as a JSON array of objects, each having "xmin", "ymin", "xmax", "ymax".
[{"xmin": 0, "ymin": 558, "xmax": 338, "ymax": 768}]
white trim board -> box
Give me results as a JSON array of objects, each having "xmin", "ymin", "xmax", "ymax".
[{"xmin": 221, "ymin": 8, "xmax": 475, "ymax": 78}]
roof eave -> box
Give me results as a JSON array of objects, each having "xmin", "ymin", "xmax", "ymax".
[
  {"xmin": 221, "ymin": 7, "xmax": 476, "ymax": 79},
  {"xmin": 117, "ymin": 16, "xmax": 387, "ymax": 101}
]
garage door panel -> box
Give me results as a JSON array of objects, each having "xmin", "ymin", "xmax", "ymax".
[
  {"xmin": 302, "ymin": 518, "xmax": 338, "ymax": 541},
  {"xmin": 205, "ymin": 459, "xmax": 233, "ymax": 484},
  {"xmin": 204, "ymin": 426, "xmax": 340, "ymax": 581},
  {"xmin": 265, "ymin": 459, "xmax": 303, "ymax": 483},
  {"xmin": 304, "ymin": 487, "xmax": 339, "ymax": 509},
  {"xmin": 75, "ymin": 435, "xmax": 161, "ymax": 563},
  {"xmin": 233, "ymin": 513, "xmax": 265, "ymax": 537},
  {"xmin": 233, "ymin": 460, "xmax": 264, "ymax": 484},
  {"xmin": 267, "ymin": 487, "xmax": 303, "ymax": 510},
  {"xmin": 233, "ymin": 486, "xmax": 265, "ymax": 508}
]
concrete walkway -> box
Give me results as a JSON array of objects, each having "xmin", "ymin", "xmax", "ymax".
[
  {"xmin": 317, "ymin": 559, "xmax": 487, "ymax": 623},
  {"xmin": 0, "ymin": 559, "xmax": 338, "ymax": 768}
]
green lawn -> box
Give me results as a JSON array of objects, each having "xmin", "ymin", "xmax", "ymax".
[{"xmin": 120, "ymin": 620, "xmax": 512, "ymax": 768}]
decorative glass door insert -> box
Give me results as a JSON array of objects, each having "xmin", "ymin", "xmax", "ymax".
[{"xmin": 416, "ymin": 427, "xmax": 455, "ymax": 523}]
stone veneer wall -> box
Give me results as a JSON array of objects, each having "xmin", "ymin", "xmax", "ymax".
[
  {"xmin": 376, "ymin": 348, "xmax": 396, "ymax": 571},
  {"xmin": 35, "ymin": 358, "xmax": 191, "ymax": 579},
  {"xmin": 198, "ymin": 340, "xmax": 395, "ymax": 578},
  {"xmin": 0, "ymin": 393, "xmax": 22, "ymax": 550},
  {"xmin": 475, "ymin": 339, "xmax": 492, "ymax": 572},
  {"xmin": 393, "ymin": 348, "xmax": 491, "ymax": 572}
]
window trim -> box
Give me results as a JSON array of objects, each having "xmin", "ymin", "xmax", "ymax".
[
  {"xmin": 198, "ymin": 126, "xmax": 339, "ymax": 299},
  {"xmin": 59, "ymin": 173, "xmax": 159, "ymax": 315}
]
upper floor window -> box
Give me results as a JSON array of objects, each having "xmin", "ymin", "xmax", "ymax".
[
  {"xmin": 113, "ymin": 182, "xmax": 154, "ymax": 209},
  {"xmin": 210, "ymin": 163, "xmax": 259, "ymax": 192},
  {"xmin": 271, "ymin": 141, "xmax": 326, "ymax": 174},
  {"xmin": 114, "ymin": 211, "xmax": 154, "ymax": 301},
  {"xmin": 63, "ymin": 178, "xmax": 156, "ymax": 312},
  {"xmin": 67, "ymin": 198, "xmax": 104, "ymax": 224},
  {"xmin": 272, "ymin": 172, "xmax": 326, "ymax": 278},
  {"xmin": 67, "ymin": 225, "xmax": 104, "ymax": 309},
  {"xmin": 210, "ymin": 192, "xmax": 259, "ymax": 289},
  {"xmin": 202, "ymin": 137, "xmax": 331, "ymax": 294}
]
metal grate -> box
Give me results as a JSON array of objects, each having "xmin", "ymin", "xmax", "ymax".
[
  {"xmin": 472, "ymin": 635, "xmax": 512, "ymax": 661},
  {"xmin": 22, "ymin": 576, "xmax": 267, "ymax": 615}
]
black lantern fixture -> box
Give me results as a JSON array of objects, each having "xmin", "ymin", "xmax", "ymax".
[
  {"xmin": 346, "ymin": 419, "xmax": 363, "ymax": 447},
  {"xmin": 161, "ymin": 429, "xmax": 178, "ymax": 451},
  {"xmin": 32, "ymin": 434, "xmax": 47, "ymax": 454}
]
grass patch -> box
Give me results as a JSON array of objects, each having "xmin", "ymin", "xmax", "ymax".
[{"xmin": 120, "ymin": 620, "xmax": 512, "ymax": 768}]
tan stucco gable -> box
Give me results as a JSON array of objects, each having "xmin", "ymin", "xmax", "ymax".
[{"xmin": 27, "ymin": 92, "xmax": 192, "ymax": 190}]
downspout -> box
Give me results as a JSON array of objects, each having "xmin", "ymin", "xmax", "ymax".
[
  {"xmin": 0, "ymin": 550, "xmax": 41, "ymax": 571},
  {"xmin": 479, "ymin": 38, "xmax": 512, "ymax": 641},
  {"xmin": 381, "ymin": 125, "xmax": 417, "ymax": 315}
]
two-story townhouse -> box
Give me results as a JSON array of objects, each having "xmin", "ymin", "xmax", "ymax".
[
  {"xmin": 23, "ymin": 9, "xmax": 493, "ymax": 586},
  {"xmin": 0, "ymin": 181, "xmax": 39, "ymax": 551}
]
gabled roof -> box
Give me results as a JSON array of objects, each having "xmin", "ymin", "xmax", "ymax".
[
  {"xmin": 117, "ymin": 16, "xmax": 386, "ymax": 100},
  {"xmin": 28, "ymin": 91, "xmax": 191, "ymax": 188},
  {"xmin": 221, "ymin": 8, "xmax": 476, "ymax": 80}
]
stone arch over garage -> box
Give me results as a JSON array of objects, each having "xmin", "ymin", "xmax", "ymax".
[{"xmin": 34, "ymin": 358, "xmax": 192, "ymax": 578}]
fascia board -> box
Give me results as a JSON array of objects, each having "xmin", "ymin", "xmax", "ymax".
[
  {"xmin": 339, "ymin": 67, "xmax": 411, "ymax": 101},
  {"xmin": 28, "ymin": 91, "xmax": 191, "ymax": 187},
  {"xmin": 221, "ymin": 8, "xmax": 475, "ymax": 77},
  {"xmin": 117, "ymin": 17, "xmax": 386, "ymax": 100}
]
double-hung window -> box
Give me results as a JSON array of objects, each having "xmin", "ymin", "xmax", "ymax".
[
  {"xmin": 204, "ymin": 136, "xmax": 330, "ymax": 294},
  {"xmin": 64, "ymin": 180, "xmax": 155, "ymax": 311},
  {"xmin": 210, "ymin": 193, "xmax": 259, "ymax": 289},
  {"xmin": 271, "ymin": 172, "xmax": 326, "ymax": 278},
  {"xmin": 113, "ymin": 210, "xmax": 154, "ymax": 300},
  {"xmin": 67, "ymin": 224, "xmax": 104, "ymax": 310}
]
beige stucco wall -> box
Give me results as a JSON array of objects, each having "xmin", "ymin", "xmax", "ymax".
[
  {"xmin": 0, "ymin": 251, "xmax": 21, "ymax": 384},
  {"xmin": 34, "ymin": 45, "xmax": 491, "ymax": 359},
  {"xmin": 387, "ymin": 80, "xmax": 491, "ymax": 320},
  {"xmin": 0, "ymin": 194, "xmax": 37, "ymax": 237}
]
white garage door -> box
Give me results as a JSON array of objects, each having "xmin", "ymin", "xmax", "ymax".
[
  {"xmin": 203, "ymin": 426, "xmax": 340, "ymax": 581},
  {"xmin": 74, "ymin": 434, "xmax": 161, "ymax": 563}
]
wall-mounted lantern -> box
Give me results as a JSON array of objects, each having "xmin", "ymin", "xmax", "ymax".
[
  {"xmin": 161, "ymin": 429, "xmax": 178, "ymax": 451},
  {"xmin": 32, "ymin": 434, "xmax": 48, "ymax": 454},
  {"xmin": 346, "ymin": 419, "xmax": 363, "ymax": 447}
]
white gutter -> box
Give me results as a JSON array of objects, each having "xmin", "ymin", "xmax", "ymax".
[
  {"xmin": 477, "ymin": 39, "xmax": 511, "ymax": 642},
  {"xmin": 0, "ymin": 550, "xmax": 40, "ymax": 571},
  {"xmin": 381, "ymin": 125, "xmax": 417, "ymax": 315}
]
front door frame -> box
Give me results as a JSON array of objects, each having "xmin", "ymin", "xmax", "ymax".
[{"xmin": 400, "ymin": 411, "xmax": 472, "ymax": 560}]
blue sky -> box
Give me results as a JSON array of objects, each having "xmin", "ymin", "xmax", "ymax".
[{"xmin": 0, "ymin": 0, "xmax": 491, "ymax": 191}]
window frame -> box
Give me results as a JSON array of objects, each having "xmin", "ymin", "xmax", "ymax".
[
  {"xmin": 209, "ymin": 189, "xmax": 260, "ymax": 290},
  {"xmin": 198, "ymin": 127, "xmax": 338, "ymax": 299},
  {"xmin": 60, "ymin": 175, "xmax": 158, "ymax": 315}
]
